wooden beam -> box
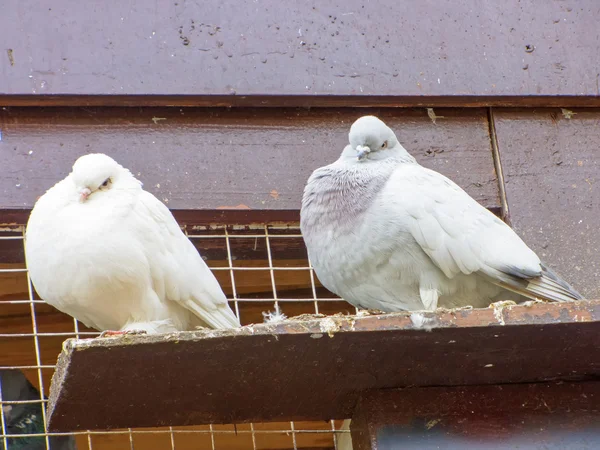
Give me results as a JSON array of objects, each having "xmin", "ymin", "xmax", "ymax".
[
  {"xmin": 350, "ymin": 382, "xmax": 600, "ymax": 450},
  {"xmin": 47, "ymin": 300, "xmax": 600, "ymax": 432},
  {"xmin": 2, "ymin": 95, "xmax": 600, "ymax": 108},
  {"xmin": 1, "ymin": 1, "xmax": 599, "ymax": 106},
  {"xmin": 493, "ymin": 108, "xmax": 600, "ymax": 300},
  {"xmin": 0, "ymin": 107, "xmax": 499, "ymax": 225}
]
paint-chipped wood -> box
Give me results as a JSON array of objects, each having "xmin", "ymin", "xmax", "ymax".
[
  {"xmin": 0, "ymin": 107, "xmax": 499, "ymax": 225},
  {"xmin": 1, "ymin": 1, "xmax": 599, "ymax": 106},
  {"xmin": 47, "ymin": 300, "xmax": 600, "ymax": 432},
  {"xmin": 493, "ymin": 109, "xmax": 600, "ymax": 299}
]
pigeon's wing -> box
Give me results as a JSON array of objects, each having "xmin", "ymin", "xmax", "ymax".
[
  {"xmin": 379, "ymin": 164, "xmax": 581, "ymax": 302},
  {"xmin": 130, "ymin": 191, "xmax": 240, "ymax": 329}
]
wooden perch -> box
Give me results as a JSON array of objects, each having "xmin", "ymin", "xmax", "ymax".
[{"xmin": 47, "ymin": 300, "xmax": 600, "ymax": 432}]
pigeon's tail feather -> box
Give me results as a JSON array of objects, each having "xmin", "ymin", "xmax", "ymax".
[
  {"xmin": 486, "ymin": 264, "xmax": 583, "ymax": 303},
  {"xmin": 540, "ymin": 264, "xmax": 583, "ymax": 299},
  {"xmin": 525, "ymin": 264, "xmax": 583, "ymax": 302},
  {"xmin": 186, "ymin": 300, "xmax": 241, "ymax": 329}
]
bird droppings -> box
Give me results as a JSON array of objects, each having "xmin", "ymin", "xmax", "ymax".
[
  {"xmin": 288, "ymin": 313, "xmax": 327, "ymax": 321},
  {"xmin": 484, "ymin": 364, "xmax": 494, "ymax": 368},
  {"xmin": 561, "ymin": 108, "xmax": 577, "ymax": 119},
  {"xmin": 410, "ymin": 312, "xmax": 436, "ymax": 332},
  {"xmin": 356, "ymin": 309, "xmax": 386, "ymax": 317},
  {"xmin": 6, "ymin": 49, "xmax": 14, "ymax": 66},
  {"xmin": 319, "ymin": 317, "xmax": 340, "ymax": 337},
  {"xmin": 436, "ymin": 305, "xmax": 473, "ymax": 314},
  {"xmin": 310, "ymin": 333, "xmax": 324, "ymax": 339},
  {"xmin": 490, "ymin": 300, "xmax": 517, "ymax": 326},
  {"xmin": 427, "ymin": 108, "xmax": 445, "ymax": 124},
  {"xmin": 522, "ymin": 300, "xmax": 544, "ymax": 308}
]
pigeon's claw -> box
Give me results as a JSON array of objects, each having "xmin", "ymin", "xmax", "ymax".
[{"xmin": 99, "ymin": 329, "xmax": 147, "ymax": 338}]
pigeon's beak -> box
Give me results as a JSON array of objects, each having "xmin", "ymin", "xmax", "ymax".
[
  {"xmin": 79, "ymin": 187, "xmax": 92, "ymax": 202},
  {"xmin": 356, "ymin": 145, "xmax": 371, "ymax": 161}
]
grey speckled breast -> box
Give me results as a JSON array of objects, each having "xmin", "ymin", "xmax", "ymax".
[{"xmin": 301, "ymin": 158, "xmax": 398, "ymax": 233}]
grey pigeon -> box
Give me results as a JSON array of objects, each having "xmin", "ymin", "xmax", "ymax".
[
  {"xmin": 301, "ymin": 115, "xmax": 582, "ymax": 312},
  {"xmin": 1, "ymin": 370, "xmax": 77, "ymax": 450},
  {"xmin": 25, "ymin": 153, "xmax": 240, "ymax": 334}
]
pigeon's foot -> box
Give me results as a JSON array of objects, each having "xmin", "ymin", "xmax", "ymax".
[{"xmin": 99, "ymin": 329, "xmax": 147, "ymax": 338}]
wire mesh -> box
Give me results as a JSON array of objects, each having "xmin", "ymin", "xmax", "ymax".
[{"xmin": 0, "ymin": 223, "xmax": 353, "ymax": 450}]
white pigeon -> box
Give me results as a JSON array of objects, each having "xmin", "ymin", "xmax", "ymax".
[
  {"xmin": 25, "ymin": 153, "xmax": 240, "ymax": 334},
  {"xmin": 301, "ymin": 115, "xmax": 582, "ymax": 312}
]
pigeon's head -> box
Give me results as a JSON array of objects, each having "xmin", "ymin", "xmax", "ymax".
[
  {"xmin": 349, "ymin": 116, "xmax": 399, "ymax": 161},
  {"xmin": 71, "ymin": 153, "xmax": 139, "ymax": 203}
]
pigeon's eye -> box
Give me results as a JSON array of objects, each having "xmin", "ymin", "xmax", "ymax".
[
  {"xmin": 101, "ymin": 178, "xmax": 111, "ymax": 188},
  {"xmin": 381, "ymin": 141, "xmax": 388, "ymax": 149}
]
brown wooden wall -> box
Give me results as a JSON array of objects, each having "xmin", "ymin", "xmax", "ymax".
[
  {"xmin": 0, "ymin": 107, "xmax": 498, "ymax": 219},
  {"xmin": 1, "ymin": 0, "xmax": 599, "ymax": 106},
  {"xmin": 1, "ymin": 107, "xmax": 599, "ymax": 298}
]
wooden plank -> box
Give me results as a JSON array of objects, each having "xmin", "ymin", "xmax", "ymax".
[
  {"xmin": 1, "ymin": 1, "xmax": 599, "ymax": 106},
  {"xmin": 47, "ymin": 300, "xmax": 600, "ymax": 432},
  {"xmin": 493, "ymin": 109, "xmax": 600, "ymax": 299},
  {"xmin": 0, "ymin": 95, "xmax": 600, "ymax": 108},
  {"xmin": 0, "ymin": 107, "xmax": 499, "ymax": 224},
  {"xmin": 4, "ymin": 96, "xmax": 600, "ymax": 108},
  {"xmin": 351, "ymin": 383, "xmax": 600, "ymax": 450}
]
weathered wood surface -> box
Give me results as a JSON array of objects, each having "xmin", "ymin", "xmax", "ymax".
[
  {"xmin": 494, "ymin": 109, "xmax": 600, "ymax": 299},
  {"xmin": 351, "ymin": 383, "xmax": 600, "ymax": 450},
  {"xmin": 47, "ymin": 300, "xmax": 600, "ymax": 432},
  {"xmin": 1, "ymin": 1, "xmax": 599, "ymax": 106},
  {"xmin": 0, "ymin": 107, "xmax": 499, "ymax": 224}
]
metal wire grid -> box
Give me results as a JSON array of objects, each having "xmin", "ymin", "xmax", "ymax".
[{"xmin": 0, "ymin": 223, "xmax": 353, "ymax": 450}]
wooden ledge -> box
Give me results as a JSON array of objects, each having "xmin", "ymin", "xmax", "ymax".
[{"xmin": 47, "ymin": 300, "xmax": 600, "ymax": 432}]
